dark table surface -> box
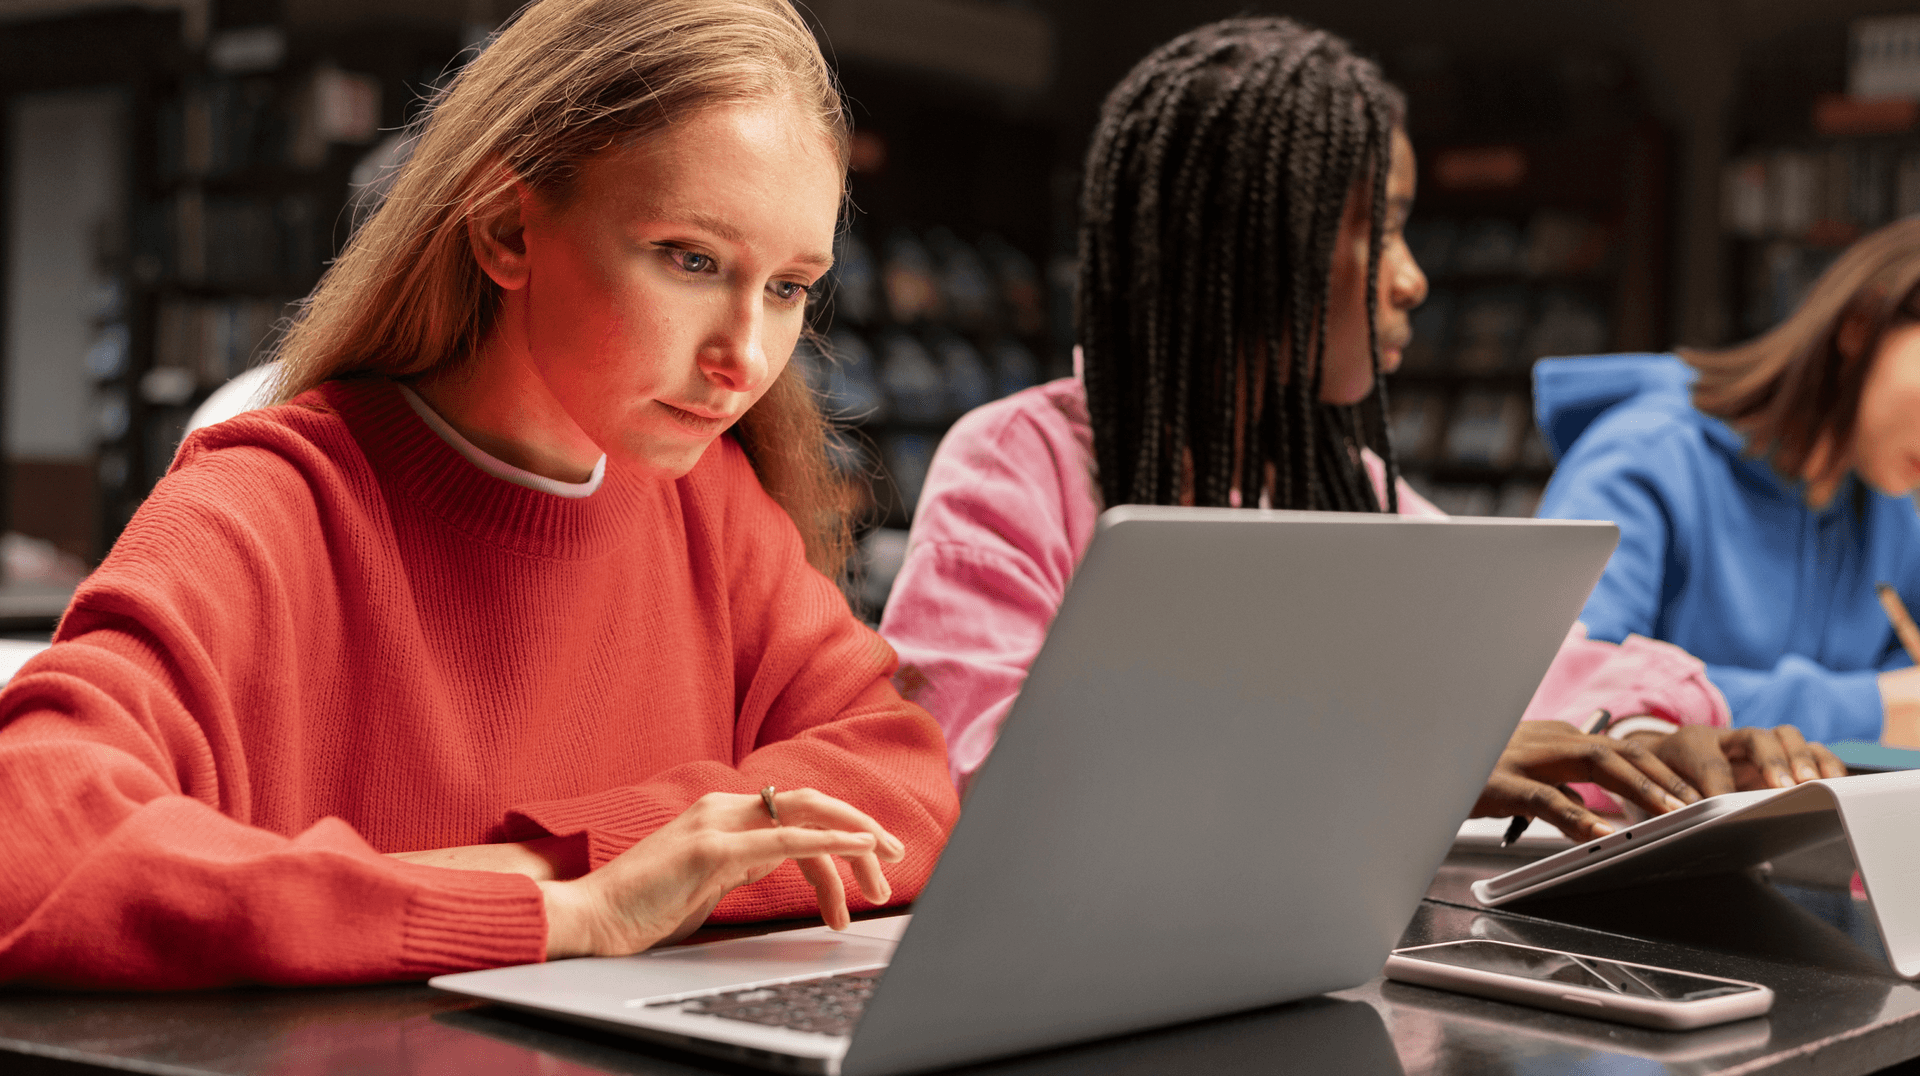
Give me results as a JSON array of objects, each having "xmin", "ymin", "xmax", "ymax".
[{"xmin": 8, "ymin": 847, "xmax": 1920, "ymax": 1076}]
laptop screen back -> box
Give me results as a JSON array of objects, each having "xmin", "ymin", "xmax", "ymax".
[{"xmin": 843, "ymin": 508, "xmax": 1617, "ymax": 1076}]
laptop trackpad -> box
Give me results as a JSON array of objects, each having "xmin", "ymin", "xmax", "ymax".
[{"xmin": 613, "ymin": 920, "xmax": 906, "ymax": 1005}]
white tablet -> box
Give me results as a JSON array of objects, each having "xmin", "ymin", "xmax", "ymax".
[{"xmin": 1473, "ymin": 787, "xmax": 1825, "ymax": 906}]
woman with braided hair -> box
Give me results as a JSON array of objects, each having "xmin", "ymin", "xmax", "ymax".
[{"xmin": 881, "ymin": 16, "xmax": 1840, "ymax": 840}]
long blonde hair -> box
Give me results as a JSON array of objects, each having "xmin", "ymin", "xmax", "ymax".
[{"xmin": 271, "ymin": 0, "xmax": 854, "ymax": 576}]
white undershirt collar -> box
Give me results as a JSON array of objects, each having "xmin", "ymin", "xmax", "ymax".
[{"xmin": 397, "ymin": 383, "xmax": 606, "ymax": 499}]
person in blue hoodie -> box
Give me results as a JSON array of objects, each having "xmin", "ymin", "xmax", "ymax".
[{"xmin": 1535, "ymin": 217, "xmax": 1920, "ymax": 745}]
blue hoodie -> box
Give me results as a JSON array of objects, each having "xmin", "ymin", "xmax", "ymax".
[{"xmin": 1533, "ymin": 353, "xmax": 1920, "ymax": 742}]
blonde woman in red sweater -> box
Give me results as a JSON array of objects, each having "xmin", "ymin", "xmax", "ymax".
[{"xmin": 0, "ymin": 0, "xmax": 958, "ymax": 987}]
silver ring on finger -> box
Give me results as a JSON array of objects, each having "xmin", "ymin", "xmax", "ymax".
[{"xmin": 760, "ymin": 785, "xmax": 781, "ymax": 826}]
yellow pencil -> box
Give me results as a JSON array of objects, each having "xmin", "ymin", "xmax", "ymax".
[{"xmin": 1876, "ymin": 582, "xmax": 1920, "ymax": 666}]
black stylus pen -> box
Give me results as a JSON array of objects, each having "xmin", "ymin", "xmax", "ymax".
[
  {"xmin": 1501, "ymin": 709, "xmax": 1612, "ymax": 847},
  {"xmin": 1500, "ymin": 814, "xmax": 1530, "ymax": 847}
]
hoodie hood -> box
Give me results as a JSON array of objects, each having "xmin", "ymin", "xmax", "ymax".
[{"xmin": 1531, "ymin": 353, "xmax": 1698, "ymax": 463}]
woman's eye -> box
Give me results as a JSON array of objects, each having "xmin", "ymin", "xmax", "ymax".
[
  {"xmin": 667, "ymin": 249, "xmax": 716, "ymax": 274},
  {"xmin": 768, "ymin": 280, "xmax": 812, "ymax": 304}
]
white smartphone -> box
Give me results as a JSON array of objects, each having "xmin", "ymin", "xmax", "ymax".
[{"xmin": 1385, "ymin": 939, "xmax": 1773, "ymax": 1030}]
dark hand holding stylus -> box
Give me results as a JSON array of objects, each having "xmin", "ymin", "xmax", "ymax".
[{"xmin": 1475, "ymin": 713, "xmax": 1846, "ymax": 841}]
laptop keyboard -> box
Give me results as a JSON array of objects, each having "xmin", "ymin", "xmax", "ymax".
[{"xmin": 649, "ymin": 970, "xmax": 881, "ymax": 1037}]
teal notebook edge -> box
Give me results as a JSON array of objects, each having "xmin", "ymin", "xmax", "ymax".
[{"xmin": 1830, "ymin": 740, "xmax": 1920, "ymax": 773}]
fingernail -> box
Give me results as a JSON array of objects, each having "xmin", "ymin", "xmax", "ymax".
[
  {"xmin": 1591, "ymin": 822, "xmax": 1615, "ymax": 836},
  {"xmin": 1774, "ymin": 771, "xmax": 1794, "ymax": 789},
  {"xmin": 1797, "ymin": 766, "xmax": 1817, "ymax": 782},
  {"xmin": 884, "ymin": 835, "xmax": 905, "ymax": 858},
  {"xmin": 1663, "ymin": 793, "xmax": 1685, "ymax": 811}
]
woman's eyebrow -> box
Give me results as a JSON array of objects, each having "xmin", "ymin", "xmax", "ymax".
[{"xmin": 655, "ymin": 209, "xmax": 834, "ymax": 269}]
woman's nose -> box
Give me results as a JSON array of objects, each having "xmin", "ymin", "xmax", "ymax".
[
  {"xmin": 698, "ymin": 293, "xmax": 770, "ymax": 393},
  {"xmin": 1392, "ymin": 245, "xmax": 1429, "ymax": 310}
]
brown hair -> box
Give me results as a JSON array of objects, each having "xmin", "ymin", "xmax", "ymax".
[
  {"xmin": 269, "ymin": 0, "xmax": 854, "ymax": 577},
  {"xmin": 1685, "ymin": 217, "xmax": 1920, "ymax": 503}
]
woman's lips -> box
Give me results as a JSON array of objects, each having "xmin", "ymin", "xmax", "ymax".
[{"xmin": 659, "ymin": 401, "xmax": 735, "ymax": 435}]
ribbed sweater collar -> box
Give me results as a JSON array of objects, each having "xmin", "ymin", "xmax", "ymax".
[{"xmin": 317, "ymin": 377, "xmax": 654, "ymax": 560}]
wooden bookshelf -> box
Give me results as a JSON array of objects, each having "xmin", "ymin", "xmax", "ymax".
[
  {"xmin": 1388, "ymin": 123, "xmax": 1670, "ymax": 518},
  {"xmin": 105, "ymin": 21, "xmax": 464, "ymax": 550}
]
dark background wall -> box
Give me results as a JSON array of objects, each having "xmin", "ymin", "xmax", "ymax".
[{"xmin": 0, "ymin": 0, "xmax": 1914, "ymax": 571}]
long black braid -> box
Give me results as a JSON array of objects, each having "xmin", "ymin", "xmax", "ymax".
[{"xmin": 1078, "ymin": 17, "xmax": 1405, "ymax": 512}]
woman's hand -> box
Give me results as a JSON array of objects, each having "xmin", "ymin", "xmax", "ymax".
[
  {"xmin": 538, "ymin": 788, "xmax": 906, "ymax": 960},
  {"xmin": 1628, "ymin": 724, "xmax": 1845, "ymax": 797},
  {"xmin": 1472, "ymin": 720, "xmax": 1697, "ymax": 841}
]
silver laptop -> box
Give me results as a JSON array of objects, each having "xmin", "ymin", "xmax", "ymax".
[{"xmin": 433, "ymin": 507, "xmax": 1618, "ymax": 1075}]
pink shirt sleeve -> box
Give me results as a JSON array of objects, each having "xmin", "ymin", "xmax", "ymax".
[
  {"xmin": 878, "ymin": 382, "xmax": 1100, "ymax": 791},
  {"xmin": 1518, "ymin": 624, "xmax": 1731, "ymax": 732}
]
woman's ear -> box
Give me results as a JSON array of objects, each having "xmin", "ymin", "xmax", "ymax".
[{"xmin": 467, "ymin": 179, "xmax": 534, "ymax": 291}]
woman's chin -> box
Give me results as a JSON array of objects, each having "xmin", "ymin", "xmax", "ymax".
[
  {"xmin": 1855, "ymin": 458, "xmax": 1920, "ymax": 499},
  {"xmin": 610, "ymin": 439, "xmax": 714, "ymax": 482},
  {"xmin": 1319, "ymin": 381, "xmax": 1377, "ymax": 407}
]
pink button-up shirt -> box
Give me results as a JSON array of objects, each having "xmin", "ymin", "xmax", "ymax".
[{"xmin": 879, "ymin": 378, "xmax": 1731, "ymax": 801}]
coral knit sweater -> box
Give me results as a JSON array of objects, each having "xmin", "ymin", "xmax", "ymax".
[{"xmin": 0, "ymin": 378, "xmax": 958, "ymax": 989}]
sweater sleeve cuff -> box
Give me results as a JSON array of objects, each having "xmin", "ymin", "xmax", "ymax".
[
  {"xmin": 504, "ymin": 788, "xmax": 690, "ymax": 870},
  {"xmin": 391, "ymin": 861, "xmax": 548, "ymax": 975}
]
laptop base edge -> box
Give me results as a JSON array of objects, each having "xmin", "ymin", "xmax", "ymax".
[{"xmin": 475, "ymin": 999, "xmax": 842, "ymax": 1076}]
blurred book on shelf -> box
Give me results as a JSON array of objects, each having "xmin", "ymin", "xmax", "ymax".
[
  {"xmin": 1388, "ymin": 389, "xmax": 1446, "ymax": 466},
  {"xmin": 1522, "ymin": 292, "xmax": 1609, "ymax": 362},
  {"xmin": 1521, "ymin": 211, "xmax": 1613, "ymax": 278},
  {"xmin": 1721, "ymin": 145, "xmax": 1917, "ymax": 243},
  {"xmin": 1719, "ymin": 37, "xmax": 1920, "ymax": 336},
  {"xmin": 1443, "ymin": 390, "xmax": 1529, "ymax": 469},
  {"xmin": 157, "ymin": 67, "xmax": 382, "ymax": 181},
  {"xmin": 151, "ymin": 299, "xmax": 283, "ymax": 399},
  {"xmin": 1452, "ymin": 287, "xmax": 1528, "ymax": 373},
  {"xmin": 1450, "ymin": 218, "xmax": 1523, "ymax": 275},
  {"xmin": 877, "ymin": 331, "xmax": 946, "ymax": 424},
  {"xmin": 1849, "ymin": 16, "xmax": 1920, "ymax": 101}
]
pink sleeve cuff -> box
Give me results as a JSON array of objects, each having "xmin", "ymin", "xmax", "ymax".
[{"xmin": 1520, "ymin": 623, "xmax": 1732, "ymax": 730}]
